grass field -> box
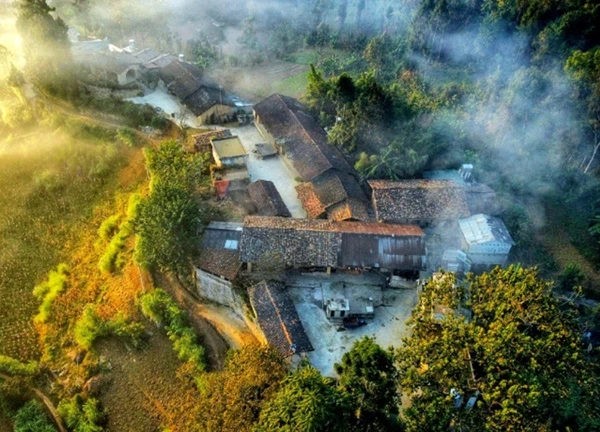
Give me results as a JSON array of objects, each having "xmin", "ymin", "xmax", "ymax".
[{"xmin": 0, "ymin": 117, "xmax": 140, "ymax": 361}]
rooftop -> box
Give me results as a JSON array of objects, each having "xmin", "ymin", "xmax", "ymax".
[
  {"xmin": 369, "ymin": 179, "xmax": 470, "ymax": 223},
  {"xmin": 247, "ymin": 180, "xmax": 292, "ymax": 218},
  {"xmin": 459, "ymin": 214, "xmax": 515, "ymax": 246},
  {"xmin": 211, "ymin": 136, "xmax": 247, "ymax": 159},
  {"xmin": 248, "ymin": 281, "xmax": 313, "ymax": 356}
]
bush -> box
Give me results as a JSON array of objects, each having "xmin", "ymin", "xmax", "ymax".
[
  {"xmin": 98, "ymin": 232, "xmax": 127, "ymax": 274},
  {"xmin": 32, "ymin": 264, "xmax": 70, "ymax": 323},
  {"xmin": 74, "ymin": 306, "xmax": 145, "ymax": 350},
  {"xmin": 557, "ymin": 262, "xmax": 586, "ymax": 291},
  {"xmin": 0, "ymin": 355, "xmax": 39, "ymax": 377},
  {"xmin": 57, "ymin": 395, "xmax": 106, "ymax": 432},
  {"xmin": 97, "ymin": 215, "xmax": 121, "ymax": 242},
  {"xmin": 116, "ymin": 127, "xmax": 137, "ymax": 147},
  {"xmin": 13, "ymin": 401, "xmax": 57, "ymax": 432},
  {"xmin": 140, "ymin": 289, "xmax": 207, "ymax": 375}
]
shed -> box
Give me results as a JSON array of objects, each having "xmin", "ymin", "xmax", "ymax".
[
  {"xmin": 247, "ymin": 180, "xmax": 292, "ymax": 217},
  {"xmin": 458, "ymin": 214, "xmax": 515, "ymax": 267},
  {"xmin": 248, "ymin": 281, "xmax": 313, "ymax": 357},
  {"xmin": 211, "ymin": 136, "xmax": 248, "ymax": 168}
]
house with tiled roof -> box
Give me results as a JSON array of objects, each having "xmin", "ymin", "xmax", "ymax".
[
  {"xmin": 248, "ymin": 281, "xmax": 313, "ymax": 357},
  {"xmin": 253, "ymin": 94, "xmax": 370, "ymax": 222},
  {"xmin": 194, "ymin": 222, "xmax": 244, "ymax": 313},
  {"xmin": 240, "ymin": 216, "xmax": 426, "ymax": 272},
  {"xmin": 369, "ymin": 179, "xmax": 471, "ymax": 226},
  {"xmin": 248, "ymin": 180, "xmax": 292, "ymax": 218}
]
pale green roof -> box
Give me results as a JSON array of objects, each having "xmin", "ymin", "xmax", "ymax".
[{"xmin": 211, "ymin": 136, "xmax": 247, "ymax": 158}]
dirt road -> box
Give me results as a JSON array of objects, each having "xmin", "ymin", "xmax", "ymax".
[{"xmin": 153, "ymin": 273, "xmax": 257, "ymax": 369}]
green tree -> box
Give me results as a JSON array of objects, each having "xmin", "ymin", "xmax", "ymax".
[
  {"xmin": 16, "ymin": 0, "xmax": 77, "ymax": 98},
  {"xmin": 196, "ymin": 345, "xmax": 287, "ymax": 431},
  {"xmin": 335, "ymin": 337, "xmax": 400, "ymax": 431},
  {"xmin": 13, "ymin": 401, "xmax": 57, "ymax": 432},
  {"xmin": 397, "ymin": 267, "xmax": 600, "ymax": 431},
  {"xmin": 256, "ymin": 364, "xmax": 353, "ymax": 432},
  {"xmin": 134, "ymin": 183, "xmax": 200, "ymax": 275}
]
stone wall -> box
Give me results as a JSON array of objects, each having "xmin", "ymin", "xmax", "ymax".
[{"xmin": 195, "ymin": 269, "xmax": 245, "ymax": 317}]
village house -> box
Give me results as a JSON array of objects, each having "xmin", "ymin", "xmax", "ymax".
[
  {"xmin": 211, "ymin": 136, "xmax": 248, "ymax": 168},
  {"xmin": 247, "ymin": 180, "xmax": 292, "ymax": 217},
  {"xmin": 424, "ymin": 165, "xmax": 500, "ymax": 215},
  {"xmin": 133, "ymin": 49, "xmax": 250, "ymax": 124},
  {"xmin": 458, "ymin": 214, "xmax": 515, "ymax": 268},
  {"xmin": 239, "ymin": 216, "xmax": 427, "ymax": 274},
  {"xmin": 72, "ymin": 40, "xmax": 143, "ymax": 87},
  {"xmin": 253, "ymin": 94, "xmax": 370, "ymax": 222},
  {"xmin": 248, "ymin": 280, "xmax": 314, "ymax": 358},
  {"xmin": 369, "ymin": 179, "xmax": 471, "ymax": 226},
  {"xmin": 193, "ymin": 222, "xmax": 244, "ymax": 311},
  {"xmin": 191, "ymin": 129, "xmax": 232, "ymax": 153}
]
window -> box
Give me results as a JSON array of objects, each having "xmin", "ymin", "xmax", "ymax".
[
  {"xmin": 330, "ymin": 310, "xmax": 335, "ymax": 318},
  {"xmin": 225, "ymin": 240, "xmax": 238, "ymax": 250},
  {"xmin": 340, "ymin": 310, "xmax": 345, "ymax": 317}
]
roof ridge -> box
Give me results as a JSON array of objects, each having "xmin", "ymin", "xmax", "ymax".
[{"xmin": 263, "ymin": 283, "xmax": 294, "ymax": 350}]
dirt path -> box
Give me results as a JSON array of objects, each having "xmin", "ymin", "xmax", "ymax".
[
  {"xmin": 155, "ymin": 273, "xmax": 257, "ymax": 354},
  {"xmin": 0, "ymin": 374, "xmax": 66, "ymax": 432}
]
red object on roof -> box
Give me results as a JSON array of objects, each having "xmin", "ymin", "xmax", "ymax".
[{"xmin": 215, "ymin": 179, "xmax": 230, "ymax": 198}]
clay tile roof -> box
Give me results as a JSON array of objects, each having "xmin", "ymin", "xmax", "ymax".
[
  {"xmin": 240, "ymin": 216, "xmax": 425, "ymax": 269},
  {"xmin": 192, "ymin": 129, "xmax": 232, "ymax": 153},
  {"xmin": 248, "ymin": 281, "xmax": 313, "ymax": 356},
  {"xmin": 196, "ymin": 249, "xmax": 241, "ymax": 281},
  {"xmin": 327, "ymin": 199, "xmax": 371, "ymax": 222},
  {"xmin": 247, "ymin": 180, "xmax": 292, "ymax": 218},
  {"xmin": 184, "ymin": 86, "xmax": 234, "ymax": 116},
  {"xmin": 158, "ymin": 59, "xmax": 205, "ymax": 100},
  {"xmin": 369, "ymin": 179, "xmax": 470, "ymax": 223},
  {"xmin": 295, "ymin": 183, "xmax": 326, "ymax": 219},
  {"xmin": 253, "ymin": 94, "xmax": 352, "ymax": 181}
]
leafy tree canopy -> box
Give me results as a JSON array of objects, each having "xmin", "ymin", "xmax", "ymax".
[{"xmin": 397, "ymin": 267, "xmax": 600, "ymax": 431}]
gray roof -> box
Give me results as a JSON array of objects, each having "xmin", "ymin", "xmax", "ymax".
[
  {"xmin": 200, "ymin": 221, "xmax": 243, "ymax": 249},
  {"xmin": 184, "ymin": 86, "xmax": 235, "ymax": 116},
  {"xmin": 240, "ymin": 216, "xmax": 426, "ymax": 270},
  {"xmin": 248, "ymin": 281, "xmax": 313, "ymax": 356},
  {"xmin": 247, "ymin": 180, "xmax": 292, "ymax": 218},
  {"xmin": 459, "ymin": 214, "xmax": 515, "ymax": 246}
]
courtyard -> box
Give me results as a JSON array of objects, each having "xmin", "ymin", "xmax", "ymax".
[{"xmin": 286, "ymin": 272, "xmax": 418, "ymax": 376}]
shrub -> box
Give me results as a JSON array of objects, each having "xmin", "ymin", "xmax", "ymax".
[
  {"xmin": 74, "ymin": 306, "xmax": 105, "ymax": 350},
  {"xmin": 116, "ymin": 127, "xmax": 137, "ymax": 147},
  {"xmin": 98, "ymin": 233, "xmax": 127, "ymax": 274},
  {"xmin": 13, "ymin": 400, "xmax": 57, "ymax": 432},
  {"xmin": 58, "ymin": 395, "xmax": 106, "ymax": 432},
  {"xmin": 33, "ymin": 264, "xmax": 70, "ymax": 323},
  {"xmin": 97, "ymin": 215, "xmax": 121, "ymax": 242},
  {"xmin": 139, "ymin": 289, "xmax": 207, "ymax": 375},
  {"xmin": 74, "ymin": 306, "xmax": 145, "ymax": 349},
  {"xmin": 0, "ymin": 355, "xmax": 39, "ymax": 377},
  {"xmin": 557, "ymin": 262, "xmax": 586, "ymax": 291}
]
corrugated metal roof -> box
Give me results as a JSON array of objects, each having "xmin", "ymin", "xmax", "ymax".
[{"xmin": 459, "ymin": 214, "xmax": 515, "ymax": 246}]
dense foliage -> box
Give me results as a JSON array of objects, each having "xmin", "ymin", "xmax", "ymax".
[
  {"xmin": 397, "ymin": 267, "xmax": 600, "ymax": 431},
  {"xmin": 139, "ymin": 289, "xmax": 207, "ymax": 378},
  {"xmin": 134, "ymin": 141, "xmax": 211, "ymax": 275},
  {"xmin": 13, "ymin": 401, "xmax": 57, "ymax": 432}
]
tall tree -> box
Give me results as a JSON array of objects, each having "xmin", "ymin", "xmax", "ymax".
[
  {"xmin": 256, "ymin": 364, "xmax": 354, "ymax": 432},
  {"xmin": 335, "ymin": 337, "xmax": 401, "ymax": 431},
  {"xmin": 397, "ymin": 267, "xmax": 600, "ymax": 431},
  {"xmin": 16, "ymin": 0, "xmax": 77, "ymax": 98}
]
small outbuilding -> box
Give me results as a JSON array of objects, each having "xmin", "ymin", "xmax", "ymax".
[
  {"xmin": 247, "ymin": 180, "xmax": 291, "ymax": 217},
  {"xmin": 248, "ymin": 280, "xmax": 314, "ymax": 357},
  {"xmin": 458, "ymin": 214, "xmax": 515, "ymax": 268},
  {"xmin": 211, "ymin": 136, "xmax": 248, "ymax": 168}
]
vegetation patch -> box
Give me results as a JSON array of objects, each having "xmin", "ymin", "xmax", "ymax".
[
  {"xmin": 32, "ymin": 264, "xmax": 69, "ymax": 324},
  {"xmin": 139, "ymin": 289, "xmax": 207, "ymax": 379}
]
